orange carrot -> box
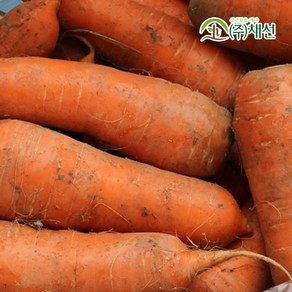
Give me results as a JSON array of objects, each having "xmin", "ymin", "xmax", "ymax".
[
  {"xmin": 233, "ymin": 65, "xmax": 292, "ymax": 284},
  {"xmin": 0, "ymin": 0, "xmax": 60, "ymax": 58},
  {"xmin": 0, "ymin": 119, "xmax": 248, "ymax": 247},
  {"xmin": 0, "ymin": 220, "xmax": 289, "ymax": 290},
  {"xmin": 58, "ymin": 0, "xmax": 246, "ymax": 108},
  {"xmin": 51, "ymin": 33, "xmax": 95, "ymax": 63},
  {"xmin": 0, "ymin": 56, "xmax": 232, "ymax": 178},
  {"xmin": 134, "ymin": 0, "xmax": 192, "ymax": 25},
  {"xmin": 188, "ymin": 200, "xmax": 273, "ymax": 291},
  {"xmin": 188, "ymin": 0, "xmax": 292, "ymax": 63}
]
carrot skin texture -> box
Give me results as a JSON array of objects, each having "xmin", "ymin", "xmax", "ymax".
[
  {"xmin": 0, "ymin": 56, "xmax": 232, "ymax": 178},
  {"xmin": 233, "ymin": 65, "xmax": 292, "ymax": 284},
  {"xmin": 0, "ymin": 223, "xmax": 194, "ymax": 291},
  {"xmin": 0, "ymin": 221, "xmax": 268, "ymax": 291},
  {"xmin": 188, "ymin": 0, "xmax": 292, "ymax": 63},
  {"xmin": 134, "ymin": 0, "xmax": 192, "ymax": 25},
  {"xmin": 0, "ymin": 119, "xmax": 249, "ymax": 247},
  {"xmin": 0, "ymin": 0, "xmax": 60, "ymax": 58},
  {"xmin": 188, "ymin": 200, "xmax": 272, "ymax": 291},
  {"xmin": 58, "ymin": 0, "xmax": 246, "ymax": 108}
]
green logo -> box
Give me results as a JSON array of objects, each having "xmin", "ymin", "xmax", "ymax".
[
  {"xmin": 199, "ymin": 17, "xmax": 276, "ymax": 42},
  {"xmin": 199, "ymin": 17, "xmax": 229, "ymax": 42}
]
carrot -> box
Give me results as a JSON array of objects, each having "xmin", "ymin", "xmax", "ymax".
[
  {"xmin": 233, "ymin": 65, "xmax": 292, "ymax": 284},
  {"xmin": 134, "ymin": 0, "xmax": 192, "ymax": 25},
  {"xmin": 0, "ymin": 0, "xmax": 60, "ymax": 58},
  {"xmin": 0, "ymin": 220, "xmax": 290, "ymax": 290},
  {"xmin": 52, "ymin": 33, "xmax": 96, "ymax": 63},
  {"xmin": 0, "ymin": 56, "xmax": 232, "ymax": 178},
  {"xmin": 0, "ymin": 119, "xmax": 248, "ymax": 247},
  {"xmin": 188, "ymin": 200, "xmax": 273, "ymax": 291},
  {"xmin": 188, "ymin": 0, "xmax": 292, "ymax": 63},
  {"xmin": 58, "ymin": 0, "xmax": 246, "ymax": 108}
]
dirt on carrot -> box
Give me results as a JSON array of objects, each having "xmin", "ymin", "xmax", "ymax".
[
  {"xmin": 0, "ymin": 220, "xmax": 290, "ymax": 290},
  {"xmin": 58, "ymin": 0, "xmax": 247, "ymax": 108},
  {"xmin": 0, "ymin": 119, "xmax": 248, "ymax": 247},
  {"xmin": 0, "ymin": 0, "xmax": 60, "ymax": 58},
  {"xmin": 233, "ymin": 64, "xmax": 292, "ymax": 284},
  {"xmin": 188, "ymin": 200, "xmax": 273, "ymax": 291},
  {"xmin": 0, "ymin": 56, "xmax": 232, "ymax": 178}
]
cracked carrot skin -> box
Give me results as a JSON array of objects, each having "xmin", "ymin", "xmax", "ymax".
[
  {"xmin": 0, "ymin": 57, "xmax": 232, "ymax": 178},
  {"xmin": 0, "ymin": 0, "xmax": 60, "ymax": 58},
  {"xmin": 0, "ymin": 119, "xmax": 249, "ymax": 247},
  {"xmin": 188, "ymin": 0, "xmax": 292, "ymax": 63},
  {"xmin": 58, "ymin": 0, "xmax": 246, "ymax": 108},
  {"xmin": 0, "ymin": 221, "xmax": 263, "ymax": 291},
  {"xmin": 188, "ymin": 200, "xmax": 272, "ymax": 291},
  {"xmin": 233, "ymin": 65, "xmax": 292, "ymax": 284}
]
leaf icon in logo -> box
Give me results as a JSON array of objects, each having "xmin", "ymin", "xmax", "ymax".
[
  {"xmin": 200, "ymin": 17, "xmax": 229, "ymax": 34},
  {"xmin": 206, "ymin": 26, "xmax": 213, "ymax": 33}
]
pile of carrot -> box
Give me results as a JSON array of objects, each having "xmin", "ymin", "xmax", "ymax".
[{"xmin": 0, "ymin": 0, "xmax": 291, "ymax": 290}]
